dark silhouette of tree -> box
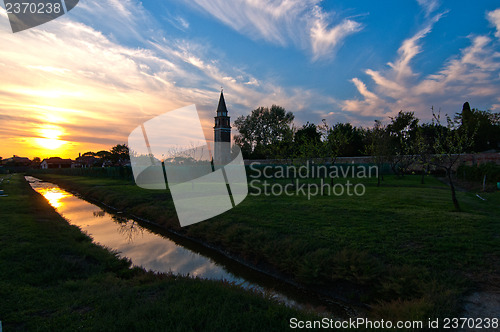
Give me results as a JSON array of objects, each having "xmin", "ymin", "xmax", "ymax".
[
  {"xmin": 234, "ymin": 105, "xmax": 294, "ymax": 159},
  {"xmin": 317, "ymin": 120, "xmax": 366, "ymax": 186},
  {"xmin": 31, "ymin": 157, "xmax": 41, "ymax": 167},
  {"xmin": 110, "ymin": 144, "xmax": 130, "ymax": 165},
  {"xmin": 326, "ymin": 123, "xmax": 365, "ymax": 157},
  {"xmin": 294, "ymin": 122, "xmax": 322, "ymax": 159},
  {"xmin": 430, "ymin": 110, "xmax": 475, "ymax": 211},
  {"xmin": 415, "ymin": 123, "xmax": 441, "ymax": 184},
  {"xmin": 231, "ymin": 100, "xmax": 495, "ymax": 166},
  {"xmin": 365, "ymin": 120, "xmax": 391, "ymax": 186},
  {"xmin": 456, "ymin": 102, "xmax": 500, "ymax": 152},
  {"xmin": 386, "ymin": 111, "xmax": 419, "ymax": 176},
  {"xmin": 96, "ymin": 150, "xmax": 111, "ymax": 160},
  {"xmin": 318, "ymin": 120, "xmax": 343, "ymax": 164}
]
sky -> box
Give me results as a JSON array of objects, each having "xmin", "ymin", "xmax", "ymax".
[{"xmin": 0, "ymin": 0, "xmax": 500, "ymax": 159}]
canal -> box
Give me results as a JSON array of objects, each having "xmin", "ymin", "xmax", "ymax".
[{"xmin": 26, "ymin": 176, "xmax": 351, "ymax": 317}]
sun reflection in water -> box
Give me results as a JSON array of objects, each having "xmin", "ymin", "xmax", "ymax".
[{"xmin": 38, "ymin": 187, "xmax": 71, "ymax": 208}]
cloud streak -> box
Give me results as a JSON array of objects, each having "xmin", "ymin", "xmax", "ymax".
[
  {"xmin": 341, "ymin": 7, "xmax": 500, "ymax": 123},
  {"xmin": 487, "ymin": 8, "xmax": 500, "ymax": 39},
  {"xmin": 417, "ymin": 0, "xmax": 440, "ymax": 16},
  {"xmin": 186, "ymin": 0, "xmax": 362, "ymax": 60}
]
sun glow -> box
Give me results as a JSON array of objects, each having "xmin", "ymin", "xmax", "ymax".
[{"xmin": 35, "ymin": 126, "xmax": 67, "ymax": 150}]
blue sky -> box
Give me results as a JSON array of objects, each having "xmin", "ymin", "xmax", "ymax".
[{"xmin": 1, "ymin": 0, "xmax": 500, "ymax": 158}]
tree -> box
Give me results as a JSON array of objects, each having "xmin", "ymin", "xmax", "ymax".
[
  {"xmin": 294, "ymin": 122, "xmax": 322, "ymax": 159},
  {"xmin": 317, "ymin": 120, "xmax": 341, "ymax": 163},
  {"xmin": 234, "ymin": 105, "xmax": 295, "ymax": 159},
  {"xmin": 31, "ymin": 157, "xmax": 41, "ymax": 168},
  {"xmin": 317, "ymin": 120, "xmax": 365, "ymax": 186},
  {"xmin": 365, "ymin": 120, "xmax": 391, "ymax": 186},
  {"xmin": 386, "ymin": 111, "xmax": 419, "ymax": 176},
  {"xmin": 430, "ymin": 111, "xmax": 475, "ymax": 211},
  {"xmin": 96, "ymin": 150, "xmax": 111, "ymax": 159},
  {"xmin": 273, "ymin": 126, "xmax": 295, "ymax": 160},
  {"xmin": 456, "ymin": 102, "xmax": 500, "ymax": 152},
  {"xmin": 415, "ymin": 123, "xmax": 441, "ymax": 184},
  {"xmin": 97, "ymin": 145, "xmax": 129, "ymax": 166},
  {"xmin": 325, "ymin": 123, "xmax": 365, "ymax": 157},
  {"xmin": 110, "ymin": 144, "xmax": 130, "ymax": 165}
]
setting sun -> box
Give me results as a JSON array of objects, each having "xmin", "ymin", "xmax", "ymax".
[{"xmin": 34, "ymin": 126, "xmax": 67, "ymax": 151}]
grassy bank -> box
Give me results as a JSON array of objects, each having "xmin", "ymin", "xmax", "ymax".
[
  {"xmin": 0, "ymin": 174, "xmax": 316, "ymax": 331},
  {"xmin": 34, "ymin": 173, "xmax": 500, "ymax": 321}
]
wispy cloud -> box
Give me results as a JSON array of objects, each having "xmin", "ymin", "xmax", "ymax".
[
  {"xmin": 186, "ymin": 0, "xmax": 363, "ymax": 60},
  {"xmin": 341, "ymin": 7, "xmax": 500, "ymax": 122},
  {"xmin": 487, "ymin": 8, "xmax": 500, "ymax": 39},
  {"xmin": 309, "ymin": 5, "xmax": 362, "ymax": 61},
  {"xmin": 176, "ymin": 16, "xmax": 190, "ymax": 30},
  {"xmin": 163, "ymin": 11, "xmax": 190, "ymax": 32},
  {"xmin": 417, "ymin": 0, "xmax": 440, "ymax": 16},
  {"xmin": 389, "ymin": 12, "xmax": 446, "ymax": 82},
  {"xmin": 72, "ymin": 0, "xmax": 155, "ymax": 43}
]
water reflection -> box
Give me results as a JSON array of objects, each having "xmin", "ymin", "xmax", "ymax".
[
  {"xmin": 25, "ymin": 176, "xmax": 349, "ymax": 317},
  {"xmin": 93, "ymin": 210, "xmax": 105, "ymax": 217},
  {"xmin": 37, "ymin": 187, "xmax": 71, "ymax": 208},
  {"xmin": 116, "ymin": 219, "xmax": 144, "ymax": 243},
  {"xmin": 25, "ymin": 176, "xmax": 247, "ymax": 280}
]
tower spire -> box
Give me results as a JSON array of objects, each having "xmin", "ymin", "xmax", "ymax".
[{"xmin": 217, "ymin": 88, "xmax": 228, "ymax": 116}]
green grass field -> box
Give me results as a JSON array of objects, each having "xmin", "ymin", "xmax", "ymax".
[
  {"xmin": 33, "ymin": 172, "xmax": 500, "ymax": 321},
  {"xmin": 0, "ymin": 174, "xmax": 316, "ymax": 331}
]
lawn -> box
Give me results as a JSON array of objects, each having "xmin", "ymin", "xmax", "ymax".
[
  {"xmin": 33, "ymin": 172, "xmax": 500, "ymax": 321},
  {"xmin": 0, "ymin": 174, "xmax": 316, "ymax": 331}
]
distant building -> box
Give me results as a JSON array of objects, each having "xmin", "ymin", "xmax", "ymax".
[
  {"xmin": 73, "ymin": 153, "xmax": 99, "ymax": 168},
  {"xmin": 213, "ymin": 89, "xmax": 231, "ymax": 164},
  {"xmin": 1, "ymin": 155, "xmax": 31, "ymax": 166},
  {"xmin": 40, "ymin": 157, "xmax": 73, "ymax": 169}
]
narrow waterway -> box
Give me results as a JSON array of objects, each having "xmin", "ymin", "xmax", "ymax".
[{"xmin": 26, "ymin": 176, "xmax": 350, "ymax": 317}]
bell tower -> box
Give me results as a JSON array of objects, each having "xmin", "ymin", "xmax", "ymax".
[{"xmin": 214, "ymin": 89, "xmax": 231, "ymax": 163}]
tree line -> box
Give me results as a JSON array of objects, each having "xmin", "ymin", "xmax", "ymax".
[
  {"xmin": 234, "ymin": 102, "xmax": 500, "ymax": 161},
  {"xmin": 77, "ymin": 144, "xmax": 130, "ymax": 167},
  {"xmin": 234, "ymin": 102, "xmax": 500, "ymax": 211}
]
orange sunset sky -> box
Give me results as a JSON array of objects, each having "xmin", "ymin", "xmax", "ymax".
[
  {"xmin": 0, "ymin": 3, "xmax": 256, "ymax": 160},
  {"xmin": 2, "ymin": 0, "xmax": 500, "ymax": 160},
  {"xmin": 0, "ymin": 0, "xmax": 312, "ymax": 160},
  {"xmin": 0, "ymin": 7, "xmax": 221, "ymax": 160}
]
